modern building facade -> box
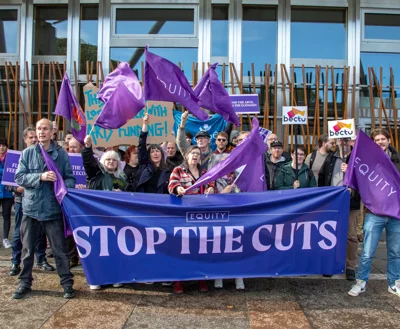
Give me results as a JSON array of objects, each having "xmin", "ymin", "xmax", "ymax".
[{"xmin": 0, "ymin": 0, "xmax": 399, "ymax": 149}]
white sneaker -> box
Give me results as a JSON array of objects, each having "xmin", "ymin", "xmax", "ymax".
[
  {"xmin": 388, "ymin": 280, "xmax": 400, "ymax": 297},
  {"xmin": 161, "ymin": 282, "xmax": 173, "ymax": 286},
  {"xmin": 3, "ymin": 239, "xmax": 11, "ymax": 249},
  {"xmin": 348, "ymin": 279, "xmax": 366, "ymax": 296},
  {"xmin": 112, "ymin": 283, "xmax": 123, "ymax": 288},
  {"xmin": 89, "ymin": 285, "xmax": 101, "ymax": 290},
  {"xmin": 214, "ymin": 279, "xmax": 223, "ymax": 289},
  {"xmin": 235, "ymin": 278, "xmax": 245, "ymax": 290}
]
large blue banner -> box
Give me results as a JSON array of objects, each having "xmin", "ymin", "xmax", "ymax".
[
  {"xmin": 173, "ymin": 110, "xmax": 227, "ymax": 151},
  {"xmin": 62, "ymin": 186, "xmax": 349, "ymax": 285}
]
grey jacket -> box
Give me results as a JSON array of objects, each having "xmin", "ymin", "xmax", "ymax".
[{"xmin": 15, "ymin": 142, "xmax": 75, "ymax": 221}]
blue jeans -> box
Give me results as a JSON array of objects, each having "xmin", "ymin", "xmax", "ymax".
[
  {"xmin": 357, "ymin": 213, "xmax": 400, "ymax": 287},
  {"xmin": 11, "ymin": 203, "xmax": 47, "ymax": 265}
]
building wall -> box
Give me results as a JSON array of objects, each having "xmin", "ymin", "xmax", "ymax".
[{"xmin": 0, "ymin": 0, "xmax": 399, "ymax": 150}]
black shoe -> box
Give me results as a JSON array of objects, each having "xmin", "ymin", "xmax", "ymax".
[
  {"xmin": 322, "ymin": 274, "xmax": 332, "ymax": 277},
  {"xmin": 36, "ymin": 261, "xmax": 55, "ymax": 272},
  {"xmin": 63, "ymin": 286, "xmax": 76, "ymax": 299},
  {"xmin": 9, "ymin": 264, "xmax": 21, "ymax": 276},
  {"xmin": 346, "ymin": 269, "xmax": 356, "ymax": 281},
  {"xmin": 12, "ymin": 286, "xmax": 31, "ymax": 299}
]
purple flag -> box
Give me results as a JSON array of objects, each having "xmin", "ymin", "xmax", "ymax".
[
  {"xmin": 54, "ymin": 73, "xmax": 86, "ymax": 145},
  {"xmin": 343, "ymin": 130, "xmax": 400, "ymax": 220},
  {"xmin": 96, "ymin": 62, "xmax": 145, "ymax": 129},
  {"xmin": 144, "ymin": 47, "xmax": 208, "ymax": 121},
  {"xmin": 186, "ymin": 118, "xmax": 267, "ymax": 192},
  {"xmin": 39, "ymin": 145, "xmax": 71, "ymax": 236},
  {"xmin": 235, "ymin": 155, "xmax": 267, "ymax": 192},
  {"xmin": 194, "ymin": 63, "xmax": 240, "ymax": 126}
]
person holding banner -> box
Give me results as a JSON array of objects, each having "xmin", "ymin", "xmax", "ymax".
[
  {"xmin": 13, "ymin": 119, "xmax": 75, "ymax": 300},
  {"xmin": 0, "ymin": 138, "xmax": 14, "ymax": 249},
  {"xmin": 348, "ymin": 128, "xmax": 400, "ymax": 298},
  {"xmin": 168, "ymin": 145, "xmax": 215, "ymax": 294},
  {"xmin": 82, "ymin": 134, "xmax": 127, "ymax": 290},
  {"xmin": 82, "ymin": 136, "xmax": 127, "ymax": 192},
  {"xmin": 135, "ymin": 114, "xmax": 171, "ymax": 194},
  {"xmin": 275, "ymin": 146, "xmax": 316, "ymax": 190}
]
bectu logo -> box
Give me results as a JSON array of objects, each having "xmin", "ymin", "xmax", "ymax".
[
  {"xmin": 329, "ymin": 121, "xmax": 354, "ymax": 137},
  {"xmin": 283, "ymin": 107, "xmax": 307, "ymax": 123}
]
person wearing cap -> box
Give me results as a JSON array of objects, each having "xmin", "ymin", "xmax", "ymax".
[
  {"xmin": 265, "ymin": 133, "xmax": 291, "ymax": 162},
  {"xmin": 264, "ymin": 140, "xmax": 290, "ymax": 190},
  {"xmin": 176, "ymin": 111, "xmax": 213, "ymax": 171}
]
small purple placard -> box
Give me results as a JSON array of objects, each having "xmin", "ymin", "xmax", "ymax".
[
  {"xmin": 1, "ymin": 150, "xmax": 21, "ymax": 187},
  {"xmin": 230, "ymin": 94, "xmax": 260, "ymax": 114}
]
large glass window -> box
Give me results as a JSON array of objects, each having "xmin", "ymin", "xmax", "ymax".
[
  {"xmin": 0, "ymin": 9, "xmax": 18, "ymax": 53},
  {"xmin": 110, "ymin": 47, "xmax": 198, "ymax": 82},
  {"xmin": 34, "ymin": 5, "xmax": 68, "ymax": 55},
  {"xmin": 291, "ymin": 7, "xmax": 347, "ymax": 59},
  {"xmin": 80, "ymin": 4, "xmax": 99, "ymax": 74},
  {"xmin": 360, "ymin": 52, "xmax": 400, "ymax": 88},
  {"xmin": 364, "ymin": 13, "xmax": 400, "ymax": 41},
  {"xmin": 115, "ymin": 8, "xmax": 195, "ymax": 35},
  {"xmin": 242, "ymin": 6, "xmax": 277, "ymax": 79},
  {"xmin": 211, "ymin": 5, "xmax": 229, "ymax": 57}
]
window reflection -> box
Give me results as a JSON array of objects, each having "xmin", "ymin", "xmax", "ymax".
[
  {"xmin": 291, "ymin": 7, "xmax": 347, "ymax": 59},
  {"xmin": 34, "ymin": 5, "xmax": 68, "ymax": 55},
  {"xmin": 115, "ymin": 8, "xmax": 194, "ymax": 35},
  {"xmin": 242, "ymin": 6, "xmax": 277, "ymax": 80},
  {"xmin": 0, "ymin": 9, "xmax": 18, "ymax": 53},
  {"xmin": 110, "ymin": 47, "xmax": 198, "ymax": 82},
  {"xmin": 211, "ymin": 5, "xmax": 229, "ymax": 57},
  {"xmin": 364, "ymin": 13, "xmax": 400, "ymax": 40},
  {"xmin": 80, "ymin": 5, "xmax": 99, "ymax": 74}
]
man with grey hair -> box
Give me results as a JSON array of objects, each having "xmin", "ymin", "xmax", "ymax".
[{"xmin": 13, "ymin": 118, "xmax": 76, "ymax": 299}]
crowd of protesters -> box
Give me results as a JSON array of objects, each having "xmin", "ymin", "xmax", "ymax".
[{"xmin": 0, "ymin": 113, "xmax": 399, "ymax": 300}]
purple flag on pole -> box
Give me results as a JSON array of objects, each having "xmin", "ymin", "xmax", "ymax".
[
  {"xmin": 95, "ymin": 62, "xmax": 145, "ymax": 129},
  {"xmin": 39, "ymin": 145, "xmax": 72, "ymax": 236},
  {"xmin": 144, "ymin": 47, "xmax": 208, "ymax": 121},
  {"xmin": 235, "ymin": 155, "xmax": 267, "ymax": 192},
  {"xmin": 54, "ymin": 73, "xmax": 86, "ymax": 145},
  {"xmin": 343, "ymin": 130, "xmax": 400, "ymax": 220},
  {"xmin": 194, "ymin": 63, "xmax": 240, "ymax": 126},
  {"xmin": 186, "ymin": 117, "xmax": 267, "ymax": 192}
]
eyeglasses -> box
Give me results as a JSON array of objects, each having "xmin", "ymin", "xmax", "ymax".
[
  {"xmin": 295, "ymin": 153, "xmax": 305, "ymax": 157},
  {"xmin": 217, "ymin": 138, "xmax": 227, "ymax": 142},
  {"xmin": 189, "ymin": 151, "xmax": 201, "ymax": 156},
  {"xmin": 268, "ymin": 137, "xmax": 278, "ymax": 141}
]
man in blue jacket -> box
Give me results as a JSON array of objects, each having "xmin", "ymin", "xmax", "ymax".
[{"xmin": 13, "ymin": 119, "xmax": 76, "ymax": 299}]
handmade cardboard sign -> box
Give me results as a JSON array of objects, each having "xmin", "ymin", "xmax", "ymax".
[{"xmin": 83, "ymin": 83, "xmax": 175, "ymax": 147}]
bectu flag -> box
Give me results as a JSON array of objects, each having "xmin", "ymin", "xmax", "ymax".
[
  {"xmin": 186, "ymin": 117, "xmax": 267, "ymax": 192},
  {"xmin": 343, "ymin": 130, "xmax": 400, "ymax": 220},
  {"xmin": 54, "ymin": 73, "xmax": 86, "ymax": 145},
  {"xmin": 194, "ymin": 63, "xmax": 240, "ymax": 126},
  {"xmin": 95, "ymin": 62, "xmax": 145, "ymax": 129},
  {"xmin": 144, "ymin": 46, "xmax": 208, "ymax": 121}
]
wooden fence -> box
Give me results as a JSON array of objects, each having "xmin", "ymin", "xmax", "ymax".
[{"xmin": 0, "ymin": 61, "xmax": 398, "ymax": 151}]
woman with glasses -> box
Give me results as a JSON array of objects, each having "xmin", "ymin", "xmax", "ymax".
[
  {"xmin": 275, "ymin": 145, "xmax": 317, "ymax": 190},
  {"xmin": 168, "ymin": 145, "xmax": 216, "ymax": 294},
  {"xmin": 82, "ymin": 134, "xmax": 127, "ymax": 290}
]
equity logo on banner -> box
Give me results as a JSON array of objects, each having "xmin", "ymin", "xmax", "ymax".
[
  {"xmin": 328, "ymin": 119, "xmax": 355, "ymax": 138},
  {"xmin": 282, "ymin": 106, "xmax": 308, "ymax": 124}
]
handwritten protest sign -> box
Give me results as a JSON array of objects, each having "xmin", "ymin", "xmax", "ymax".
[{"xmin": 83, "ymin": 83, "xmax": 175, "ymax": 147}]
